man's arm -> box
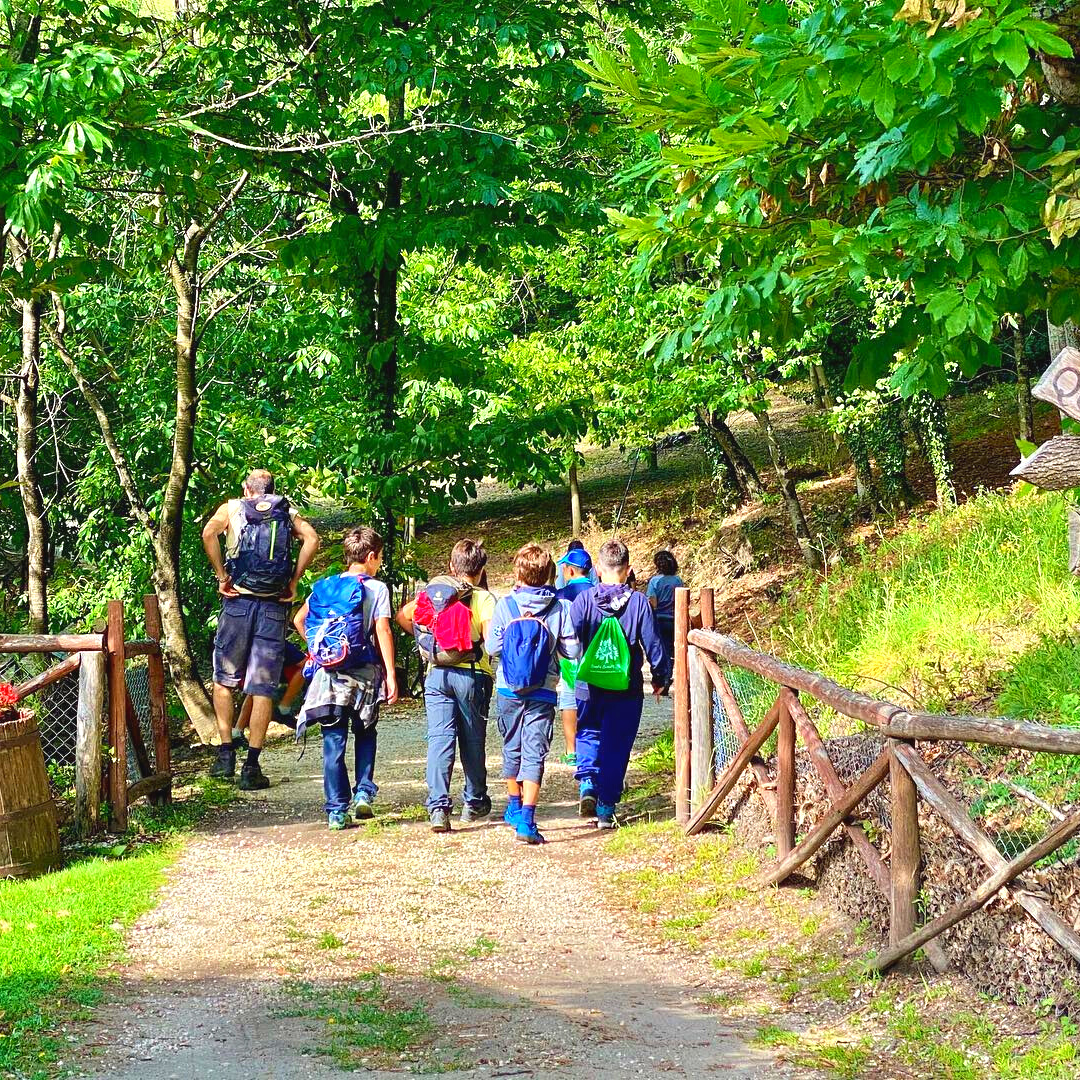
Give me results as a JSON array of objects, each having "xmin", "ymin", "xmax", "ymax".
[
  {"xmin": 374, "ymin": 617, "xmax": 398, "ymax": 705},
  {"xmin": 201, "ymin": 502, "xmax": 238, "ymax": 597},
  {"xmin": 395, "ymin": 598, "xmax": 417, "ymax": 633},
  {"xmin": 283, "ymin": 515, "xmax": 319, "ymax": 602}
]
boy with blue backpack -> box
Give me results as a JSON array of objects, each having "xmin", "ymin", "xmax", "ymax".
[
  {"xmin": 485, "ymin": 543, "xmax": 580, "ymax": 845},
  {"xmin": 292, "ymin": 526, "xmax": 399, "ymax": 829},
  {"xmin": 202, "ymin": 469, "xmax": 320, "ymax": 789},
  {"xmin": 570, "ymin": 539, "xmax": 665, "ymax": 829}
]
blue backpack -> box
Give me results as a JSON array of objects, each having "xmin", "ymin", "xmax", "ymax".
[
  {"xmin": 303, "ymin": 574, "xmax": 377, "ymax": 673},
  {"xmin": 500, "ymin": 594, "xmax": 557, "ymax": 694},
  {"xmin": 228, "ymin": 495, "xmax": 294, "ymax": 594}
]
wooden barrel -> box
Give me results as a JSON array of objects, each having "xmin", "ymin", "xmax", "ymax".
[{"xmin": 0, "ymin": 713, "xmax": 61, "ymax": 879}]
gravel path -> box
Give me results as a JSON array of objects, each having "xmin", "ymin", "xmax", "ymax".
[{"xmin": 74, "ymin": 694, "xmax": 787, "ymax": 1079}]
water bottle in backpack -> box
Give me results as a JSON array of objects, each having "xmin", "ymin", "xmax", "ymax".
[
  {"xmin": 500, "ymin": 595, "xmax": 557, "ymax": 694},
  {"xmin": 228, "ymin": 495, "xmax": 295, "ymax": 594}
]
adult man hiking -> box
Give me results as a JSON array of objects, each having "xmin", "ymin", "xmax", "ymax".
[{"xmin": 202, "ymin": 469, "xmax": 319, "ymax": 788}]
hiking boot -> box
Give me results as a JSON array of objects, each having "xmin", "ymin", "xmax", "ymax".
[
  {"xmin": 460, "ymin": 797, "xmax": 492, "ymax": 823},
  {"xmin": 328, "ymin": 810, "xmax": 352, "ymax": 831},
  {"xmin": 516, "ymin": 820, "xmax": 547, "ymax": 845},
  {"xmin": 596, "ymin": 802, "xmax": 617, "ymax": 830},
  {"xmin": 579, "ymin": 781, "xmax": 597, "ymax": 819},
  {"xmin": 430, "ymin": 808, "xmax": 451, "ymax": 833},
  {"xmin": 209, "ymin": 748, "xmax": 236, "ymax": 780},
  {"xmin": 559, "ymin": 751, "xmax": 578, "ymax": 766},
  {"xmin": 503, "ymin": 803, "xmax": 522, "ymax": 828},
  {"xmin": 350, "ymin": 792, "xmax": 374, "ymax": 821},
  {"xmin": 238, "ymin": 763, "xmax": 270, "ymax": 791}
]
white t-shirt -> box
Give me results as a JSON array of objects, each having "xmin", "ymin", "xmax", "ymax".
[
  {"xmin": 224, "ymin": 498, "xmax": 299, "ymax": 598},
  {"xmin": 357, "ymin": 575, "xmax": 392, "ymax": 635}
]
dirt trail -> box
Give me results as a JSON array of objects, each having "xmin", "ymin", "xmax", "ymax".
[{"xmin": 73, "ymin": 696, "xmax": 793, "ymax": 1079}]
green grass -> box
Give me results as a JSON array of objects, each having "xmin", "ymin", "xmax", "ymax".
[
  {"xmin": 0, "ymin": 779, "xmax": 234, "ymax": 1078},
  {"xmin": 773, "ymin": 488, "xmax": 1080, "ymax": 718}
]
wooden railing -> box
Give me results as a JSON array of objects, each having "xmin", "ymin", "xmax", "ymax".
[
  {"xmin": 1, "ymin": 596, "xmax": 172, "ymax": 835},
  {"xmin": 671, "ymin": 587, "xmax": 1080, "ymax": 975}
]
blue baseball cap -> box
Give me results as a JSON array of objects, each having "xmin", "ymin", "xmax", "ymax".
[{"xmin": 558, "ymin": 548, "xmax": 592, "ymax": 569}]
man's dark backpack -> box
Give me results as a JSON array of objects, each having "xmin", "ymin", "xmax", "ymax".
[{"xmin": 228, "ymin": 495, "xmax": 294, "ymax": 594}]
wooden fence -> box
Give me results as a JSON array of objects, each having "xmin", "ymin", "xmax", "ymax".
[
  {"xmin": 1, "ymin": 595, "xmax": 172, "ymax": 836},
  {"xmin": 671, "ymin": 587, "xmax": 1080, "ymax": 974}
]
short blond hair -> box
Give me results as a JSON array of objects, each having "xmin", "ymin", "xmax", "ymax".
[{"xmin": 514, "ymin": 543, "xmax": 553, "ymax": 588}]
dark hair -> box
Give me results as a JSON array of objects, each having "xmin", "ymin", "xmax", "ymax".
[
  {"xmin": 567, "ymin": 539, "xmax": 585, "ymax": 552},
  {"xmin": 450, "ymin": 538, "xmax": 488, "ymax": 578},
  {"xmin": 654, "ymin": 549, "xmax": 678, "ymax": 576},
  {"xmin": 245, "ymin": 469, "xmax": 274, "ymax": 495},
  {"xmin": 596, "ymin": 539, "xmax": 630, "ymax": 572},
  {"xmin": 343, "ymin": 526, "xmax": 383, "ymax": 565},
  {"xmin": 514, "ymin": 543, "xmax": 554, "ymax": 587}
]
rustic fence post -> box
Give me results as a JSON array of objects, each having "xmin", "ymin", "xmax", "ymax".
[
  {"xmin": 776, "ymin": 691, "xmax": 797, "ymax": 858},
  {"xmin": 889, "ymin": 739, "xmax": 920, "ymax": 947},
  {"xmin": 689, "ymin": 645, "xmax": 714, "ymax": 810},
  {"xmin": 74, "ymin": 649, "xmax": 105, "ymax": 838},
  {"xmin": 673, "ymin": 586, "xmax": 691, "ymax": 824},
  {"xmin": 143, "ymin": 594, "xmax": 172, "ymax": 805},
  {"xmin": 106, "ymin": 600, "xmax": 128, "ymax": 832},
  {"xmin": 700, "ymin": 586, "xmax": 715, "ymax": 631}
]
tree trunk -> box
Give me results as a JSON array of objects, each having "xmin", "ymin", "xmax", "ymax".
[
  {"xmin": 647, "ymin": 443, "xmax": 659, "ymax": 472},
  {"xmin": 810, "ymin": 362, "xmax": 830, "ymax": 410},
  {"xmin": 15, "ymin": 292, "xmax": 49, "ymax": 633},
  {"xmin": 753, "ymin": 407, "xmax": 823, "ymax": 569},
  {"xmin": 569, "ymin": 462, "xmax": 582, "ymax": 536},
  {"xmin": 1015, "ymin": 319, "xmax": 1034, "ymax": 443},
  {"xmin": 698, "ymin": 408, "xmax": 764, "ymax": 499}
]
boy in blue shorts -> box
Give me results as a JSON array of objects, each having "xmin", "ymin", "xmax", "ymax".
[
  {"xmin": 293, "ymin": 527, "xmax": 398, "ymax": 829},
  {"xmin": 571, "ymin": 539, "xmax": 664, "ymax": 828},
  {"xmin": 485, "ymin": 543, "xmax": 580, "ymax": 844}
]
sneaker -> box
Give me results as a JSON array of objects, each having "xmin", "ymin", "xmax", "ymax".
[
  {"xmin": 274, "ymin": 705, "xmax": 298, "ymax": 729},
  {"xmin": 596, "ymin": 802, "xmax": 617, "ymax": 830},
  {"xmin": 579, "ymin": 781, "xmax": 597, "ymax": 819},
  {"xmin": 430, "ymin": 808, "xmax": 451, "ymax": 833},
  {"xmin": 231, "ymin": 732, "xmax": 250, "ymax": 752},
  {"xmin": 503, "ymin": 803, "xmax": 522, "ymax": 828},
  {"xmin": 350, "ymin": 793, "xmax": 374, "ymax": 821},
  {"xmin": 516, "ymin": 820, "xmax": 547, "ymax": 845},
  {"xmin": 238, "ymin": 763, "xmax": 270, "ymax": 791},
  {"xmin": 209, "ymin": 749, "xmax": 236, "ymax": 779},
  {"xmin": 327, "ymin": 810, "xmax": 351, "ymax": 831},
  {"xmin": 460, "ymin": 797, "xmax": 492, "ymax": 823},
  {"xmin": 559, "ymin": 752, "xmax": 578, "ymax": 766}
]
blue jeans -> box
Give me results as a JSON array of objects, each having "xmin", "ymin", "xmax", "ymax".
[
  {"xmin": 321, "ymin": 720, "xmax": 378, "ymax": 815},
  {"xmin": 424, "ymin": 667, "xmax": 492, "ymax": 811},
  {"xmin": 574, "ymin": 693, "xmax": 644, "ymax": 806},
  {"xmin": 495, "ymin": 694, "xmax": 554, "ymax": 786}
]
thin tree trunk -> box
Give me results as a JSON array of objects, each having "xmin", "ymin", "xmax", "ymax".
[
  {"xmin": 569, "ymin": 462, "xmax": 582, "ymax": 536},
  {"xmin": 16, "ymin": 292, "xmax": 49, "ymax": 632},
  {"xmin": 753, "ymin": 407, "xmax": 823, "ymax": 570},
  {"xmin": 647, "ymin": 443, "xmax": 659, "ymax": 472},
  {"xmin": 1015, "ymin": 319, "xmax": 1034, "ymax": 443},
  {"xmin": 699, "ymin": 409, "xmax": 764, "ymax": 498},
  {"xmin": 810, "ymin": 362, "xmax": 829, "ymax": 410}
]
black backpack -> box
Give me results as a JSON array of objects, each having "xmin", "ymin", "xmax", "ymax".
[{"xmin": 227, "ymin": 495, "xmax": 295, "ymax": 594}]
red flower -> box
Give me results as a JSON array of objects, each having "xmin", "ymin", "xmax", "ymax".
[{"xmin": 0, "ymin": 683, "xmax": 18, "ymax": 710}]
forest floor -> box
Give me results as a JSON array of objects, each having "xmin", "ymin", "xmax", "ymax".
[{"xmin": 69, "ymin": 696, "xmax": 809, "ymax": 1080}]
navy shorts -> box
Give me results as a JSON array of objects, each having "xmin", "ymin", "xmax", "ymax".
[{"xmin": 213, "ymin": 596, "xmax": 288, "ymax": 698}]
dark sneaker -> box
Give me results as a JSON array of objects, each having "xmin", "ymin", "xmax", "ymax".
[
  {"xmin": 516, "ymin": 820, "xmax": 547, "ymax": 845},
  {"xmin": 328, "ymin": 810, "xmax": 352, "ymax": 831},
  {"xmin": 238, "ymin": 763, "xmax": 270, "ymax": 791},
  {"xmin": 596, "ymin": 802, "xmax": 617, "ymax": 830},
  {"xmin": 579, "ymin": 781, "xmax": 597, "ymax": 819},
  {"xmin": 274, "ymin": 706, "xmax": 298, "ymax": 729},
  {"xmin": 231, "ymin": 732, "xmax": 249, "ymax": 752},
  {"xmin": 350, "ymin": 793, "xmax": 374, "ymax": 821},
  {"xmin": 209, "ymin": 749, "xmax": 236, "ymax": 779},
  {"xmin": 460, "ymin": 797, "xmax": 492, "ymax": 823},
  {"xmin": 430, "ymin": 808, "xmax": 451, "ymax": 833}
]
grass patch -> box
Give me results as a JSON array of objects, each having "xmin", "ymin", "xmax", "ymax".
[
  {"xmin": 279, "ymin": 974, "xmax": 432, "ymax": 1070},
  {"xmin": 0, "ymin": 779, "xmax": 234, "ymax": 1078}
]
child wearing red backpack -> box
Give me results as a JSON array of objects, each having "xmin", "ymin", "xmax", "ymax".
[
  {"xmin": 485, "ymin": 544, "xmax": 580, "ymax": 845},
  {"xmin": 292, "ymin": 527, "xmax": 398, "ymax": 830},
  {"xmin": 396, "ymin": 540, "xmax": 497, "ymax": 833}
]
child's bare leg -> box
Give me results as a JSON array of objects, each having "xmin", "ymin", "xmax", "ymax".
[
  {"xmin": 235, "ymin": 694, "xmax": 253, "ymax": 737},
  {"xmin": 280, "ymin": 669, "xmax": 307, "ymax": 710},
  {"xmin": 560, "ymin": 708, "xmax": 577, "ymax": 754},
  {"xmin": 521, "ymin": 780, "xmax": 540, "ymax": 807},
  {"xmin": 507, "ymin": 778, "xmax": 522, "ymax": 799}
]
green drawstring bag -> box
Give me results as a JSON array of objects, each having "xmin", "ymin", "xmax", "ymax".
[
  {"xmin": 560, "ymin": 658, "xmax": 579, "ymax": 686},
  {"xmin": 576, "ymin": 615, "xmax": 632, "ymax": 691}
]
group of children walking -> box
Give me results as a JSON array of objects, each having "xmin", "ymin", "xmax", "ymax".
[{"xmin": 204, "ymin": 478, "xmax": 686, "ymax": 844}]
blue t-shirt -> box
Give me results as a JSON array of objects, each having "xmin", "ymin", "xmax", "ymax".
[
  {"xmin": 646, "ymin": 574, "xmax": 685, "ymax": 619},
  {"xmin": 557, "ymin": 578, "xmax": 593, "ymax": 604}
]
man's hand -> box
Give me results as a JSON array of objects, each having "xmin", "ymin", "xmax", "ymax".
[
  {"xmin": 218, "ymin": 575, "xmax": 240, "ymax": 598},
  {"xmin": 384, "ymin": 672, "xmax": 399, "ymax": 706},
  {"xmin": 652, "ymin": 682, "xmax": 665, "ymax": 699},
  {"xmin": 279, "ymin": 578, "xmax": 300, "ymax": 603}
]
